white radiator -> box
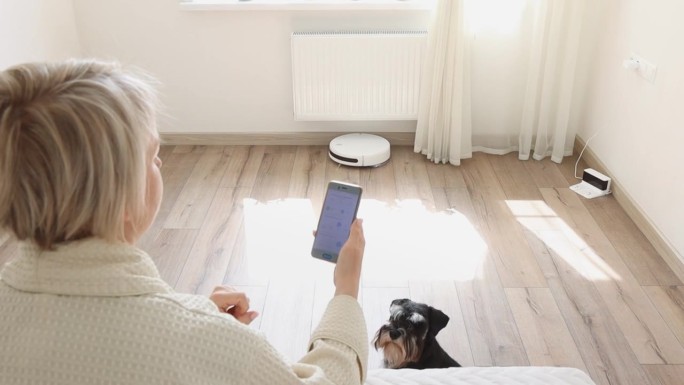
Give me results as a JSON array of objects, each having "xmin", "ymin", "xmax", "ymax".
[{"xmin": 291, "ymin": 31, "xmax": 427, "ymax": 121}]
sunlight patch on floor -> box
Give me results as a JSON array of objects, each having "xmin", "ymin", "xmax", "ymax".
[
  {"xmin": 241, "ymin": 198, "xmax": 488, "ymax": 282},
  {"xmin": 360, "ymin": 199, "xmax": 487, "ymax": 281},
  {"xmin": 242, "ymin": 198, "xmax": 331, "ymax": 282},
  {"xmin": 506, "ymin": 200, "xmax": 621, "ymax": 281}
]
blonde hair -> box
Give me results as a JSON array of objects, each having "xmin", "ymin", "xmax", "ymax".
[{"xmin": 0, "ymin": 59, "xmax": 158, "ymax": 249}]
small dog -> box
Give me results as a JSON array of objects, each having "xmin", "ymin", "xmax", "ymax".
[{"xmin": 373, "ymin": 298, "xmax": 460, "ymax": 369}]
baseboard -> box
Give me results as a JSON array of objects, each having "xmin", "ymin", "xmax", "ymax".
[
  {"xmin": 160, "ymin": 132, "xmax": 416, "ymax": 146},
  {"xmin": 574, "ymin": 136, "xmax": 684, "ymax": 281}
]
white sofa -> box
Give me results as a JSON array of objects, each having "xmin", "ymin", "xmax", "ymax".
[{"xmin": 366, "ymin": 367, "xmax": 596, "ymax": 385}]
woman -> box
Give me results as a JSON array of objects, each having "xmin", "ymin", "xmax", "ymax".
[{"xmin": 0, "ymin": 60, "xmax": 367, "ymax": 385}]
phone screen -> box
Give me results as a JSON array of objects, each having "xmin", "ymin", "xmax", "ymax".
[{"xmin": 312, "ymin": 181, "xmax": 362, "ymax": 263}]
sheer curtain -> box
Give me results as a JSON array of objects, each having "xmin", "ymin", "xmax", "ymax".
[{"xmin": 415, "ymin": 0, "xmax": 587, "ymax": 165}]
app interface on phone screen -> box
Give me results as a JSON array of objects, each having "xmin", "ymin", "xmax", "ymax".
[{"xmin": 314, "ymin": 189, "xmax": 358, "ymax": 254}]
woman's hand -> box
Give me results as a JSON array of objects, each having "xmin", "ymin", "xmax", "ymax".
[
  {"xmin": 333, "ymin": 219, "xmax": 365, "ymax": 299},
  {"xmin": 209, "ymin": 286, "xmax": 259, "ymax": 325}
]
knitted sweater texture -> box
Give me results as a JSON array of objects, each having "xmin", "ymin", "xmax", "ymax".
[{"xmin": 0, "ymin": 238, "xmax": 368, "ymax": 385}]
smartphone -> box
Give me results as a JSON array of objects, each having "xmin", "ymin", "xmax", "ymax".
[{"xmin": 312, "ymin": 181, "xmax": 363, "ymax": 263}]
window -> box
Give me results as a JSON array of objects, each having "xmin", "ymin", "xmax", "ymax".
[{"xmin": 179, "ymin": 0, "xmax": 433, "ymax": 11}]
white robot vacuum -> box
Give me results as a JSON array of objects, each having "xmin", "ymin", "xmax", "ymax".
[{"xmin": 328, "ymin": 133, "xmax": 391, "ymax": 167}]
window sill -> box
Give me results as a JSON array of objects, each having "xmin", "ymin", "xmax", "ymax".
[{"xmin": 179, "ymin": 0, "xmax": 433, "ymax": 11}]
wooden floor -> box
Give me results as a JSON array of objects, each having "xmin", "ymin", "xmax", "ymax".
[{"xmin": 2, "ymin": 145, "xmax": 683, "ymax": 385}]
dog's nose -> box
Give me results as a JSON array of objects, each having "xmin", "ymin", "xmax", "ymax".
[{"xmin": 389, "ymin": 329, "xmax": 401, "ymax": 340}]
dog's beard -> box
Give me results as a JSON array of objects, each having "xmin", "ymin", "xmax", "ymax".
[{"xmin": 373, "ymin": 326, "xmax": 423, "ymax": 369}]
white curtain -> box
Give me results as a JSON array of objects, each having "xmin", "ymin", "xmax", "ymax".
[{"xmin": 415, "ymin": 0, "xmax": 587, "ymax": 165}]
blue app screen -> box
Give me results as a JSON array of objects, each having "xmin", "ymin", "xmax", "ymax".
[{"xmin": 314, "ymin": 188, "xmax": 358, "ymax": 255}]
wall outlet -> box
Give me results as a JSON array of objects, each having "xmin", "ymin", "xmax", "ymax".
[{"xmin": 629, "ymin": 53, "xmax": 657, "ymax": 83}]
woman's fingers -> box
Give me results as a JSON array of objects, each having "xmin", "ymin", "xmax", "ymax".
[
  {"xmin": 233, "ymin": 310, "xmax": 259, "ymax": 325},
  {"xmin": 209, "ymin": 286, "xmax": 258, "ymax": 324},
  {"xmin": 333, "ymin": 219, "xmax": 365, "ymax": 298}
]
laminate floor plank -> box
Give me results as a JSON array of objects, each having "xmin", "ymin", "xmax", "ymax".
[
  {"xmin": 642, "ymin": 365, "xmax": 684, "ymax": 385},
  {"xmin": 288, "ymin": 145, "xmax": 328, "ymax": 203},
  {"xmin": 643, "ymin": 285, "xmax": 684, "ymax": 348},
  {"xmin": 439, "ymin": 174, "xmax": 528, "ymax": 366},
  {"xmin": 523, "ymin": 228, "xmax": 655, "ymax": 385},
  {"xmin": 222, "ymin": 224, "xmax": 257, "ymax": 286},
  {"xmin": 392, "ymin": 146, "xmax": 437, "ymax": 211},
  {"xmin": 175, "ymin": 187, "xmax": 252, "ymax": 295},
  {"xmin": 425, "ymin": 157, "xmax": 468, "ymax": 190},
  {"xmin": 147, "ymin": 229, "xmax": 198, "ymax": 287},
  {"xmin": 462, "ymin": 153, "xmax": 547, "ymax": 288},
  {"xmin": 137, "ymin": 145, "xmax": 204, "ymax": 250},
  {"xmin": 523, "ymin": 156, "xmax": 571, "ymax": 189},
  {"xmin": 506, "ymin": 287, "xmax": 587, "ymax": 370},
  {"xmin": 164, "ymin": 146, "xmax": 232, "ymax": 229},
  {"xmin": 359, "ymin": 155, "xmax": 397, "ymax": 203},
  {"xmin": 245, "ymin": 146, "xmax": 296, "ymax": 203},
  {"xmin": 219, "ymin": 145, "xmax": 264, "ymax": 189},
  {"xmin": 489, "ymin": 153, "xmax": 544, "ymax": 200},
  {"xmin": 455, "ymin": 264, "xmax": 529, "ymax": 367},
  {"xmin": 540, "ymin": 188, "xmax": 684, "ymax": 364},
  {"xmin": 583, "ymin": 197, "xmax": 681, "ymax": 286},
  {"xmin": 259, "ymin": 280, "xmax": 315, "ymax": 362}
]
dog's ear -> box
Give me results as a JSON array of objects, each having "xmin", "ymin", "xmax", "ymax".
[
  {"xmin": 390, "ymin": 298, "xmax": 410, "ymax": 310},
  {"xmin": 428, "ymin": 306, "xmax": 450, "ymax": 335}
]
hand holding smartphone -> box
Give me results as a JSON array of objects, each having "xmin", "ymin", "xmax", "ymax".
[{"xmin": 311, "ymin": 181, "xmax": 363, "ymax": 263}]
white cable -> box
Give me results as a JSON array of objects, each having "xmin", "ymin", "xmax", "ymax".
[{"xmin": 574, "ymin": 131, "xmax": 600, "ymax": 179}]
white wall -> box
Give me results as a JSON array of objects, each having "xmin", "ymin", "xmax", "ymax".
[
  {"xmin": 70, "ymin": 0, "xmax": 430, "ymax": 134},
  {"xmin": 574, "ymin": 0, "xmax": 684, "ymax": 261},
  {"xmin": 0, "ymin": 0, "xmax": 81, "ymax": 69}
]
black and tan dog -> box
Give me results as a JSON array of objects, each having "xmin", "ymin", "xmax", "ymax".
[{"xmin": 372, "ymin": 298, "xmax": 460, "ymax": 369}]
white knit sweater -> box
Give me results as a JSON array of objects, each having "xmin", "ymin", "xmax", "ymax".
[{"xmin": 0, "ymin": 238, "xmax": 368, "ymax": 385}]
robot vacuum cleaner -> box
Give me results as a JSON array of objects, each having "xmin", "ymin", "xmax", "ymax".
[{"xmin": 328, "ymin": 133, "xmax": 391, "ymax": 167}]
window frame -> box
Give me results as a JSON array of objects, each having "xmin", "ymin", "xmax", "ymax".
[{"xmin": 179, "ymin": 0, "xmax": 433, "ymax": 12}]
